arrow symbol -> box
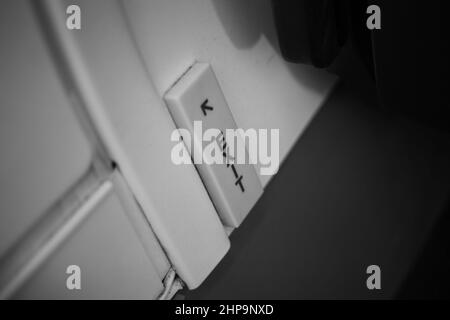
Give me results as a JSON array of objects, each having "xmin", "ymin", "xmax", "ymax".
[{"xmin": 201, "ymin": 99, "xmax": 213, "ymax": 116}]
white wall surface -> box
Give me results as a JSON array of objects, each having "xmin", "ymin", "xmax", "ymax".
[
  {"xmin": 15, "ymin": 178, "xmax": 165, "ymax": 299},
  {"xmin": 122, "ymin": 0, "xmax": 337, "ymax": 186},
  {"xmin": 0, "ymin": 0, "xmax": 93, "ymax": 258}
]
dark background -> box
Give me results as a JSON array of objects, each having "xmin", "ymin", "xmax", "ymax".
[{"xmin": 186, "ymin": 1, "xmax": 450, "ymax": 298}]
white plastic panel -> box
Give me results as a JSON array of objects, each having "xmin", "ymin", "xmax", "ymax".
[
  {"xmin": 122, "ymin": 0, "xmax": 338, "ymax": 186},
  {"xmin": 0, "ymin": 0, "xmax": 93, "ymax": 258},
  {"xmin": 15, "ymin": 185, "xmax": 164, "ymax": 299},
  {"xmin": 165, "ymin": 63, "xmax": 263, "ymax": 227},
  {"xmin": 41, "ymin": 0, "xmax": 230, "ymax": 289}
]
